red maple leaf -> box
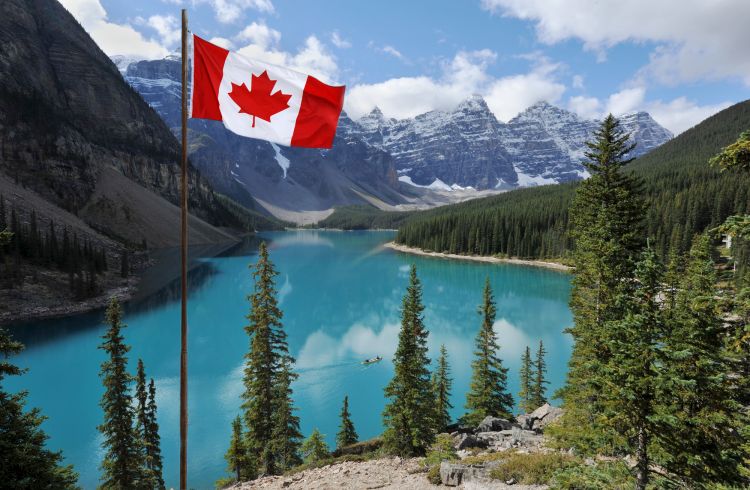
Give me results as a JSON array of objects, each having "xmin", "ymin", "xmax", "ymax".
[{"xmin": 228, "ymin": 70, "xmax": 292, "ymax": 127}]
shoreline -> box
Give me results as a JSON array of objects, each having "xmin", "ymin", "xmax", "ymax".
[{"xmin": 383, "ymin": 242, "xmax": 572, "ymax": 272}]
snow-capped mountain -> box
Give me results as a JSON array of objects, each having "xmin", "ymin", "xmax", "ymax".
[
  {"xmin": 116, "ymin": 55, "xmax": 672, "ymax": 219},
  {"xmin": 351, "ymin": 99, "xmax": 672, "ymax": 190}
]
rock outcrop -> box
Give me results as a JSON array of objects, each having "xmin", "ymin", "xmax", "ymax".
[{"xmin": 0, "ymin": 0, "xmax": 238, "ymax": 247}]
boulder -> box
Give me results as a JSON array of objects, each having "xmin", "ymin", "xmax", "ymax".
[
  {"xmin": 439, "ymin": 462, "xmax": 489, "ymax": 486},
  {"xmin": 445, "ymin": 422, "xmax": 474, "ymax": 434},
  {"xmin": 515, "ymin": 403, "xmax": 564, "ymax": 433},
  {"xmin": 454, "ymin": 433, "xmax": 487, "ymax": 450},
  {"xmin": 530, "ymin": 403, "xmax": 564, "ymax": 431},
  {"xmin": 476, "ymin": 416, "xmax": 514, "ymax": 432}
]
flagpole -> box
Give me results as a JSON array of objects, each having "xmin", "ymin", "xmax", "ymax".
[{"xmin": 180, "ymin": 8, "xmax": 189, "ymax": 490}]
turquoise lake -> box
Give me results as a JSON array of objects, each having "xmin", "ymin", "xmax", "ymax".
[{"xmin": 7, "ymin": 230, "xmax": 573, "ymax": 489}]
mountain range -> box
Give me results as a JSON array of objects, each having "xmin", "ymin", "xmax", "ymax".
[{"xmin": 120, "ymin": 56, "xmax": 672, "ymax": 221}]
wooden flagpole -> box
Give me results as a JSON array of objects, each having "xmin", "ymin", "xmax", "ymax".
[{"xmin": 180, "ymin": 8, "xmax": 189, "ymax": 490}]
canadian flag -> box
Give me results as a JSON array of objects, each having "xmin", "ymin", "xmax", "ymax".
[{"xmin": 190, "ymin": 35, "xmax": 346, "ymax": 149}]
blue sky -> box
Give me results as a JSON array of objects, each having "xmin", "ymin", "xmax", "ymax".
[{"xmin": 60, "ymin": 0, "xmax": 749, "ymax": 134}]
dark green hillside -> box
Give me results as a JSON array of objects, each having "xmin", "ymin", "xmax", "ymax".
[
  {"xmin": 396, "ymin": 100, "xmax": 750, "ymax": 259},
  {"xmin": 317, "ymin": 205, "xmax": 415, "ymax": 230}
]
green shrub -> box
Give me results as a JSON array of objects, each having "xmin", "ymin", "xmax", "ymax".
[
  {"xmin": 489, "ymin": 452, "xmax": 577, "ymax": 484},
  {"xmin": 426, "ymin": 464, "xmax": 442, "ymax": 484},
  {"xmin": 549, "ymin": 461, "xmax": 633, "ymax": 489},
  {"xmin": 424, "ymin": 434, "xmax": 458, "ymax": 484}
]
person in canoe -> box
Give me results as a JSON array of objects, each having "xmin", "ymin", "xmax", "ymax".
[{"xmin": 362, "ymin": 356, "xmax": 382, "ymax": 365}]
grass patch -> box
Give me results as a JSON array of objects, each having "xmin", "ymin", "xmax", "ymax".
[
  {"xmin": 461, "ymin": 450, "xmax": 513, "ymax": 466},
  {"xmin": 488, "ymin": 452, "xmax": 578, "ymax": 485},
  {"xmin": 549, "ymin": 460, "xmax": 633, "ymax": 489}
]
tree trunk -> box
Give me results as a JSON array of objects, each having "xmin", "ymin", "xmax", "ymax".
[{"xmin": 635, "ymin": 423, "xmax": 649, "ymax": 490}]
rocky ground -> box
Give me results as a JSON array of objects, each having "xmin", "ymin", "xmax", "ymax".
[
  {"xmin": 231, "ymin": 457, "xmax": 545, "ymax": 490},
  {"xmin": 232, "ymin": 404, "xmax": 564, "ymax": 490}
]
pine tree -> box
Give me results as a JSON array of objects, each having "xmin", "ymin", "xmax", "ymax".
[
  {"xmin": 134, "ymin": 359, "xmax": 149, "ymax": 487},
  {"xmin": 518, "ymin": 346, "xmax": 535, "ymax": 414},
  {"xmin": 431, "ymin": 345, "xmax": 453, "ymax": 433},
  {"xmin": 382, "ymin": 264, "xmax": 435, "ymax": 456},
  {"xmin": 602, "ymin": 248, "xmax": 664, "ymax": 490},
  {"xmin": 553, "ymin": 114, "xmax": 646, "ymax": 454},
  {"xmin": 241, "ymin": 242, "xmax": 300, "ymax": 477},
  {"xmin": 133, "ymin": 360, "xmax": 163, "ymax": 490},
  {"xmin": 225, "ymin": 415, "xmax": 248, "ymax": 482},
  {"xmin": 300, "ymin": 429, "xmax": 329, "ymax": 464},
  {"xmin": 654, "ymin": 234, "xmax": 747, "ymax": 486},
  {"xmin": 531, "ymin": 340, "xmax": 548, "ymax": 408},
  {"xmin": 242, "ymin": 242, "xmax": 280, "ymax": 476},
  {"xmin": 465, "ymin": 278, "xmax": 513, "ymax": 425},
  {"xmin": 145, "ymin": 379, "xmax": 164, "ymax": 490},
  {"xmin": 0, "ymin": 328, "xmax": 79, "ymax": 489},
  {"xmin": 336, "ymin": 395, "xmax": 358, "ymax": 449},
  {"xmin": 98, "ymin": 298, "xmax": 142, "ymax": 489},
  {"xmin": 269, "ymin": 355, "xmax": 303, "ymax": 471}
]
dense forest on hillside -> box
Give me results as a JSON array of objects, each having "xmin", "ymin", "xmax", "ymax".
[
  {"xmin": 395, "ymin": 100, "xmax": 750, "ymax": 260},
  {"xmin": 316, "ymin": 205, "xmax": 415, "ymax": 230}
]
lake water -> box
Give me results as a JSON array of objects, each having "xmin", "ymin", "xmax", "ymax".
[{"xmin": 7, "ymin": 230, "xmax": 573, "ymax": 489}]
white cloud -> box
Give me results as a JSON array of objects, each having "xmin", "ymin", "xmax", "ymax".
[
  {"xmin": 567, "ymin": 86, "xmax": 730, "ymax": 134},
  {"xmin": 481, "ymin": 0, "xmax": 750, "ymax": 86},
  {"xmin": 59, "ymin": 0, "xmax": 169, "ymax": 58},
  {"xmin": 147, "ymin": 14, "xmax": 180, "ymax": 48},
  {"xmin": 234, "ymin": 22, "xmax": 339, "ymax": 82},
  {"xmin": 568, "ymin": 95, "xmax": 601, "ymax": 120},
  {"xmin": 605, "ymin": 87, "xmax": 646, "ymax": 115},
  {"xmin": 382, "ymin": 46, "xmax": 405, "ymax": 60},
  {"xmin": 484, "ymin": 57, "xmax": 566, "ymax": 121},
  {"xmin": 346, "ymin": 49, "xmax": 563, "ymax": 121},
  {"xmin": 572, "ymin": 74, "xmax": 584, "ymax": 89},
  {"xmin": 331, "ymin": 31, "xmax": 351, "ymax": 49},
  {"xmin": 208, "ymin": 37, "xmax": 234, "ymax": 49},
  {"xmin": 202, "ymin": 0, "xmax": 275, "ymax": 24},
  {"xmin": 236, "ymin": 21, "xmax": 281, "ymax": 47},
  {"xmin": 645, "ymin": 97, "xmax": 731, "ymax": 135}
]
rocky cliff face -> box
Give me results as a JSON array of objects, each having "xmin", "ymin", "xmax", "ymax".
[
  {"xmin": 0, "ymin": 0, "xmax": 234, "ymax": 245},
  {"xmin": 120, "ymin": 54, "xmax": 672, "ymax": 205},
  {"xmin": 354, "ymin": 99, "xmax": 673, "ymax": 190},
  {"xmin": 123, "ymin": 58, "xmax": 405, "ymax": 220}
]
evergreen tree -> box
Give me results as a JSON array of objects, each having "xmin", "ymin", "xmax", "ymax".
[
  {"xmin": 336, "ymin": 395, "xmax": 358, "ymax": 449},
  {"xmin": 0, "ymin": 327, "xmax": 79, "ymax": 489},
  {"xmin": 531, "ymin": 340, "xmax": 548, "ymax": 408},
  {"xmin": 133, "ymin": 361, "xmax": 163, "ymax": 490},
  {"xmin": 144, "ymin": 379, "xmax": 164, "ymax": 490},
  {"xmin": 242, "ymin": 242, "xmax": 280, "ymax": 476},
  {"xmin": 300, "ymin": 429, "xmax": 329, "ymax": 464},
  {"xmin": 518, "ymin": 346, "xmax": 535, "ymax": 414},
  {"xmin": 465, "ymin": 278, "xmax": 513, "ymax": 425},
  {"xmin": 134, "ymin": 359, "xmax": 149, "ymax": 487},
  {"xmin": 241, "ymin": 242, "xmax": 300, "ymax": 477},
  {"xmin": 554, "ymin": 115, "xmax": 646, "ymax": 454},
  {"xmin": 269, "ymin": 355, "xmax": 303, "ymax": 471},
  {"xmin": 601, "ymin": 248, "xmax": 664, "ymax": 490},
  {"xmin": 654, "ymin": 234, "xmax": 747, "ymax": 486},
  {"xmin": 98, "ymin": 298, "xmax": 142, "ymax": 489},
  {"xmin": 225, "ymin": 416, "xmax": 248, "ymax": 482},
  {"xmin": 431, "ymin": 345, "xmax": 453, "ymax": 433},
  {"xmin": 382, "ymin": 264, "xmax": 435, "ymax": 456}
]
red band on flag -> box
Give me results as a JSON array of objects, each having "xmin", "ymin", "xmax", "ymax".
[
  {"xmin": 291, "ymin": 76, "xmax": 346, "ymax": 149},
  {"xmin": 191, "ymin": 35, "xmax": 229, "ymax": 121}
]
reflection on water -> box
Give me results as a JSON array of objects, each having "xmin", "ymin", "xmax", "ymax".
[{"xmin": 7, "ymin": 230, "xmax": 572, "ymax": 489}]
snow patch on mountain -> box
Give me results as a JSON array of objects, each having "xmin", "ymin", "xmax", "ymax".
[{"xmin": 271, "ymin": 143, "xmax": 291, "ymax": 179}]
